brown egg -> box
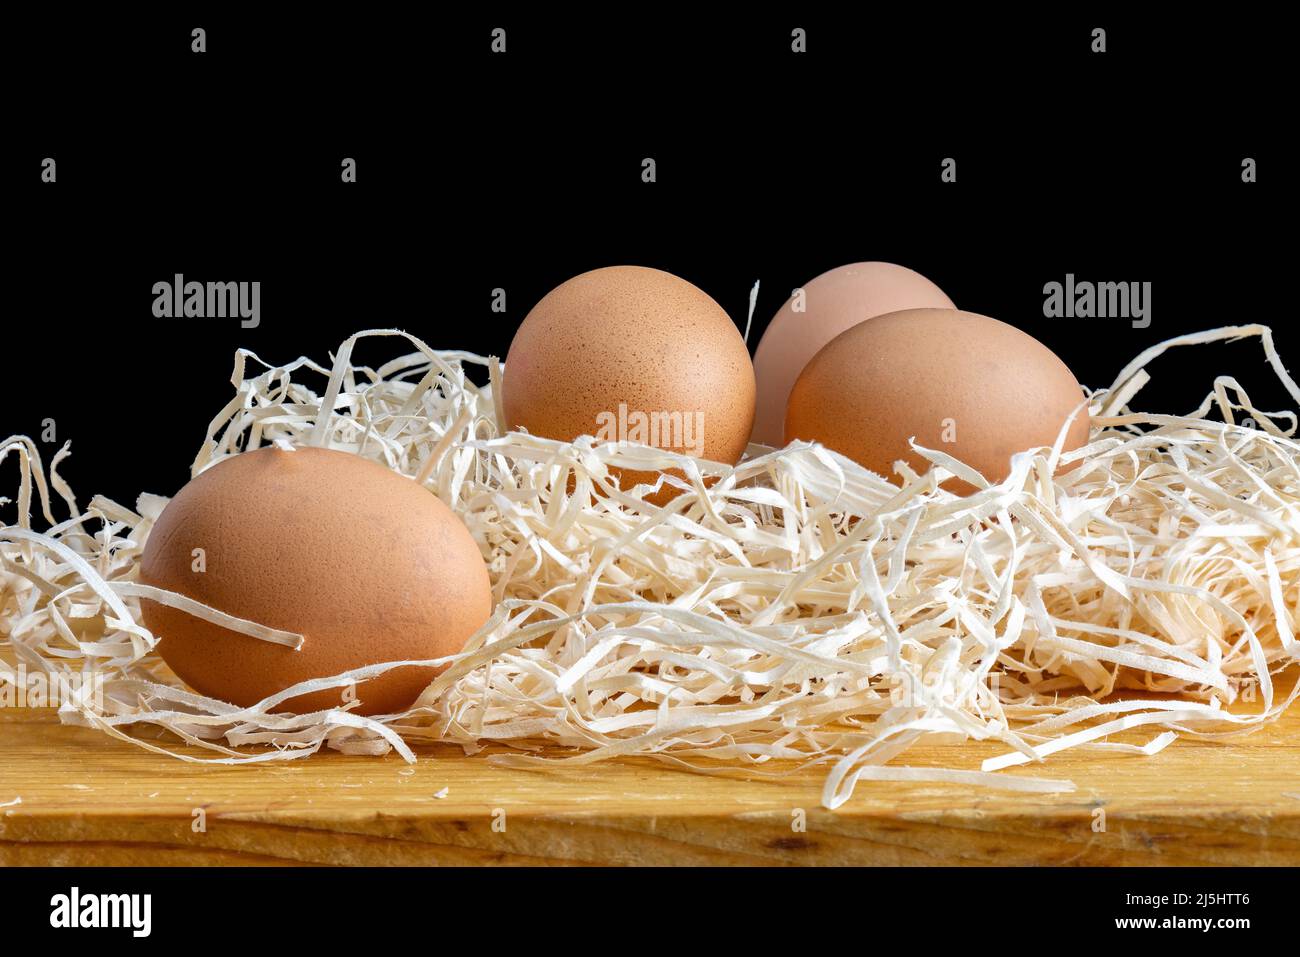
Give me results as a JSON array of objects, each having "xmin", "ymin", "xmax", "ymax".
[
  {"xmin": 139, "ymin": 446, "xmax": 492, "ymax": 715},
  {"xmin": 785, "ymin": 309, "xmax": 1090, "ymax": 491},
  {"xmin": 504, "ymin": 266, "xmax": 755, "ymax": 503},
  {"xmin": 751, "ymin": 262, "xmax": 954, "ymax": 445}
]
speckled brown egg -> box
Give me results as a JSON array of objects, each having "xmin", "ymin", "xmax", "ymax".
[
  {"xmin": 139, "ymin": 446, "xmax": 492, "ymax": 715},
  {"xmin": 751, "ymin": 262, "xmax": 954, "ymax": 446},
  {"xmin": 503, "ymin": 265, "xmax": 756, "ymax": 502},
  {"xmin": 785, "ymin": 309, "xmax": 1090, "ymax": 491}
]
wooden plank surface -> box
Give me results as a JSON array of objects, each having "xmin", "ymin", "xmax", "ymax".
[{"xmin": 3, "ymin": 685, "xmax": 1299, "ymax": 866}]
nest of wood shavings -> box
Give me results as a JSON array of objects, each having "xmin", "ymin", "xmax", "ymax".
[{"xmin": 3, "ymin": 324, "xmax": 1299, "ymax": 809}]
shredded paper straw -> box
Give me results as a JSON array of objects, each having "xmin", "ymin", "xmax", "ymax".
[{"xmin": 2, "ymin": 324, "xmax": 1299, "ymax": 809}]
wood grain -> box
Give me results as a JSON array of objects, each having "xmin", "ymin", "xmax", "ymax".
[{"xmin": 2, "ymin": 681, "xmax": 1299, "ymax": 866}]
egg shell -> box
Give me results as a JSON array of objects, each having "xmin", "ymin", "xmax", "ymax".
[
  {"xmin": 751, "ymin": 262, "xmax": 954, "ymax": 445},
  {"xmin": 139, "ymin": 446, "xmax": 492, "ymax": 715},
  {"xmin": 785, "ymin": 308, "xmax": 1090, "ymax": 491},
  {"xmin": 503, "ymin": 265, "xmax": 755, "ymax": 503}
]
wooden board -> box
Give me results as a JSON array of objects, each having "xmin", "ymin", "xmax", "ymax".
[{"xmin": 3, "ymin": 686, "xmax": 1300, "ymax": 866}]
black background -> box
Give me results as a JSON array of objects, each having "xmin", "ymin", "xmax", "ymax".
[{"xmin": 5, "ymin": 9, "xmax": 1288, "ymax": 513}]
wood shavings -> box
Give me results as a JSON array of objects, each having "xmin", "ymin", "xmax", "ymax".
[{"xmin": 3, "ymin": 326, "xmax": 1299, "ymax": 810}]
